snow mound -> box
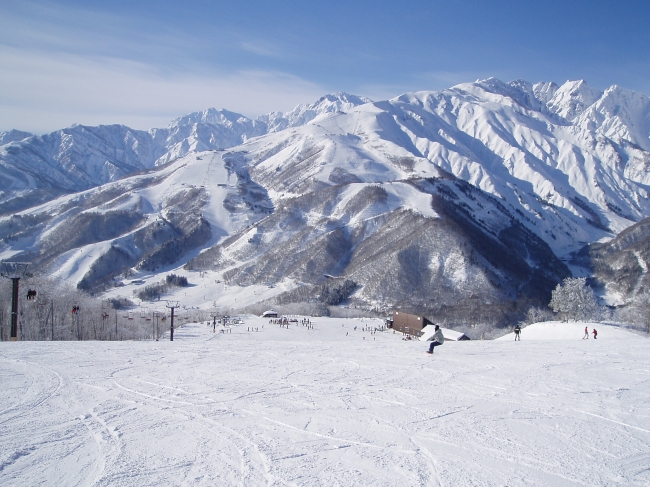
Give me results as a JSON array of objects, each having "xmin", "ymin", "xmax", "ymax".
[
  {"xmin": 496, "ymin": 321, "xmax": 640, "ymax": 341},
  {"xmin": 419, "ymin": 325, "xmax": 468, "ymax": 341}
]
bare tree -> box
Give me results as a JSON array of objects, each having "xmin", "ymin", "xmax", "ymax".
[{"xmin": 0, "ymin": 275, "xmax": 154, "ymax": 341}]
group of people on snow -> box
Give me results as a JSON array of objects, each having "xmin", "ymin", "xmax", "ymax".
[
  {"xmin": 426, "ymin": 322, "xmax": 601, "ymax": 349},
  {"xmin": 583, "ymin": 326, "xmax": 597, "ymax": 339},
  {"xmin": 512, "ymin": 324, "xmax": 598, "ymax": 341}
]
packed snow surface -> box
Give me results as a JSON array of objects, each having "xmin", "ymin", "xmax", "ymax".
[
  {"xmin": 1, "ymin": 317, "xmax": 648, "ymax": 486},
  {"xmin": 497, "ymin": 321, "xmax": 638, "ymax": 341}
]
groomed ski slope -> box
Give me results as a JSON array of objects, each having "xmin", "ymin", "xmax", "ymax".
[
  {"xmin": 0, "ymin": 317, "xmax": 648, "ymax": 486},
  {"xmin": 496, "ymin": 321, "xmax": 638, "ymax": 341}
]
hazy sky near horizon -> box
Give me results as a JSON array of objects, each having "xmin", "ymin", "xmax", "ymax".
[{"xmin": 2, "ymin": 0, "xmax": 649, "ymax": 133}]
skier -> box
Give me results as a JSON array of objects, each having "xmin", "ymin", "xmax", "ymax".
[
  {"xmin": 514, "ymin": 324, "xmax": 521, "ymax": 341},
  {"xmin": 426, "ymin": 325, "xmax": 445, "ymax": 354},
  {"xmin": 592, "ymin": 328, "xmax": 597, "ymax": 339},
  {"xmin": 583, "ymin": 326, "xmax": 589, "ymax": 339}
]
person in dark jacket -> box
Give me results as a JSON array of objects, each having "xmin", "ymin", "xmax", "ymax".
[
  {"xmin": 426, "ymin": 325, "xmax": 445, "ymax": 354},
  {"xmin": 592, "ymin": 328, "xmax": 597, "ymax": 339},
  {"xmin": 514, "ymin": 324, "xmax": 521, "ymax": 341}
]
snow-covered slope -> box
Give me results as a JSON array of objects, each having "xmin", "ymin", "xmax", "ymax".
[
  {"xmin": 3, "ymin": 79, "xmax": 649, "ymax": 253},
  {"xmin": 496, "ymin": 320, "xmax": 638, "ymax": 340},
  {"xmin": 258, "ymin": 92, "xmax": 373, "ymax": 132},
  {"xmin": 2, "ymin": 78, "xmax": 650, "ymax": 313},
  {"xmin": 0, "ymin": 151, "xmax": 270, "ymax": 290},
  {"xmin": 0, "ymin": 129, "xmax": 33, "ymax": 145},
  {"xmin": 573, "ymin": 216, "xmax": 650, "ymax": 303},
  {"xmin": 0, "ymin": 124, "xmax": 169, "ymax": 215},
  {"xmin": 186, "ymin": 170, "xmax": 569, "ymax": 314},
  {"xmin": 230, "ymin": 78, "xmax": 650, "ymax": 256},
  {"xmin": 0, "ymin": 93, "xmax": 372, "ymax": 214},
  {"xmin": 1, "ymin": 319, "xmax": 648, "ymax": 486},
  {"xmin": 176, "ymin": 78, "xmax": 650, "ymax": 312}
]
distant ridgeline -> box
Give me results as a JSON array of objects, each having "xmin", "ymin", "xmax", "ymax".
[{"xmin": 2, "ymin": 79, "xmax": 650, "ymax": 326}]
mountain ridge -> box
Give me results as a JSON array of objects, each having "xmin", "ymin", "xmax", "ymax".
[
  {"xmin": 2, "ymin": 78, "xmax": 650, "ymax": 316},
  {"xmin": 0, "ymin": 92, "xmax": 372, "ymax": 214}
]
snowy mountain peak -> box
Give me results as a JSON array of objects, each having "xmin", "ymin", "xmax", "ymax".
[
  {"xmin": 6, "ymin": 77, "xmax": 650, "ymax": 312},
  {"xmin": 258, "ymin": 92, "xmax": 373, "ymax": 133},
  {"xmin": 547, "ymin": 79, "xmax": 603, "ymax": 121},
  {"xmin": 0, "ymin": 129, "xmax": 33, "ymax": 146},
  {"xmin": 577, "ymin": 84, "xmax": 650, "ymax": 150},
  {"xmin": 455, "ymin": 78, "xmax": 544, "ymax": 111},
  {"xmin": 531, "ymin": 81, "xmax": 559, "ymax": 104},
  {"xmin": 168, "ymin": 108, "xmax": 257, "ymax": 129},
  {"xmin": 310, "ymin": 92, "xmax": 373, "ymax": 111}
]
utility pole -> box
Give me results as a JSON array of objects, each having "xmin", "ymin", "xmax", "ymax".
[
  {"xmin": 50, "ymin": 300, "xmax": 54, "ymax": 341},
  {"xmin": 151, "ymin": 309, "xmax": 160, "ymax": 341},
  {"xmin": 166, "ymin": 301, "xmax": 179, "ymax": 341},
  {"xmin": 153, "ymin": 310, "xmax": 160, "ymax": 340},
  {"xmin": 210, "ymin": 308, "xmax": 220, "ymax": 333},
  {"xmin": 0, "ymin": 262, "xmax": 29, "ymax": 341}
]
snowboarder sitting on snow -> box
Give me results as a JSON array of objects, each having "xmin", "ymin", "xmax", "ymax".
[
  {"xmin": 426, "ymin": 325, "xmax": 444, "ymax": 354},
  {"xmin": 514, "ymin": 324, "xmax": 521, "ymax": 341}
]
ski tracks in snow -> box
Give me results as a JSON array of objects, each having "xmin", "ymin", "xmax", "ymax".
[
  {"xmin": 0, "ymin": 355, "xmax": 63, "ymax": 425},
  {"xmin": 1, "ymin": 321, "xmax": 649, "ymax": 486}
]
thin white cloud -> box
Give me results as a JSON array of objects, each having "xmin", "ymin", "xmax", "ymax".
[
  {"xmin": 241, "ymin": 41, "xmax": 285, "ymax": 59},
  {"xmin": 0, "ymin": 46, "xmax": 327, "ymax": 133}
]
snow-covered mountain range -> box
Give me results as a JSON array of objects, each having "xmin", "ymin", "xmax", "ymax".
[
  {"xmin": 2, "ymin": 79, "xmax": 649, "ymax": 316},
  {"xmin": 0, "ymin": 93, "xmax": 371, "ymax": 214}
]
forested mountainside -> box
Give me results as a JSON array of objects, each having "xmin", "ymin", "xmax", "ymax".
[{"xmin": 573, "ymin": 217, "xmax": 650, "ymax": 303}]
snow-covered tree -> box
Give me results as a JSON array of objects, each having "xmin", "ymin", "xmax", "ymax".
[
  {"xmin": 622, "ymin": 290, "xmax": 650, "ymax": 334},
  {"xmin": 525, "ymin": 306, "xmax": 554, "ymax": 325},
  {"xmin": 549, "ymin": 277, "xmax": 599, "ymax": 322}
]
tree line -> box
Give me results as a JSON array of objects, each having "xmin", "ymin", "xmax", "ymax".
[{"xmin": 0, "ymin": 276, "xmax": 158, "ymax": 341}]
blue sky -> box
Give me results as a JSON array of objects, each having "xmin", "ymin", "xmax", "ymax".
[{"xmin": 2, "ymin": 0, "xmax": 649, "ymax": 133}]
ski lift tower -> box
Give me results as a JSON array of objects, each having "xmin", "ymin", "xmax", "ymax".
[
  {"xmin": 0, "ymin": 262, "xmax": 29, "ymax": 341},
  {"xmin": 152, "ymin": 309, "xmax": 161, "ymax": 340},
  {"xmin": 166, "ymin": 301, "xmax": 180, "ymax": 341},
  {"xmin": 210, "ymin": 308, "xmax": 220, "ymax": 333}
]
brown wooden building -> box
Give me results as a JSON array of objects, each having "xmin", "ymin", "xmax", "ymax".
[{"xmin": 388, "ymin": 311, "xmax": 433, "ymax": 337}]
